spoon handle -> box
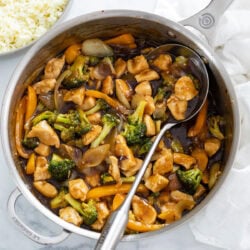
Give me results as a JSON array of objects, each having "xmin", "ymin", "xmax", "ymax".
[{"xmin": 95, "ymin": 122, "xmax": 176, "ymax": 250}]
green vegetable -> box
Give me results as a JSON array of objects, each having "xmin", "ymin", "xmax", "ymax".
[
  {"xmin": 22, "ymin": 137, "xmax": 40, "ymax": 149},
  {"xmin": 153, "ymin": 87, "xmax": 169, "ymax": 103},
  {"xmin": 48, "ymin": 154, "xmax": 75, "ymax": 181},
  {"xmin": 89, "ymin": 56, "xmax": 100, "ymax": 66},
  {"xmin": 64, "ymin": 194, "xmax": 98, "ymax": 225},
  {"xmin": 32, "ymin": 110, "xmax": 57, "ymax": 125},
  {"xmin": 122, "ymin": 100, "xmax": 147, "ymax": 145},
  {"xmin": 208, "ymin": 115, "xmax": 225, "ymax": 140},
  {"xmin": 62, "ymin": 55, "xmax": 89, "ymax": 89},
  {"xmin": 50, "ymin": 187, "xmax": 68, "ymax": 209},
  {"xmin": 91, "ymin": 113, "xmax": 120, "ymax": 148},
  {"xmin": 101, "ymin": 173, "xmax": 135, "ymax": 185},
  {"xmin": 85, "ymin": 99, "xmax": 110, "ymax": 115},
  {"xmin": 176, "ymin": 168, "xmax": 202, "ymax": 194},
  {"xmin": 171, "ymin": 138, "xmax": 184, "ymax": 153},
  {"xmin": 131, "ymin": 138, "xmax": 153, "ymax": 156},
  {"xmin": 54, "ymin": 109, "xmax": 91, "ymax": 142}
]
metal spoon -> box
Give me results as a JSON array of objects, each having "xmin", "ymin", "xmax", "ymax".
[{"xmin": 95, "ymin": 44, "xmax": 209, "ymax": 250}]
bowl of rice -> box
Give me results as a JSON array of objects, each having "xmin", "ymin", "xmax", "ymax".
[{"xmin": 0, "ymin": 0, "xmax": 71, "ymax": 56}]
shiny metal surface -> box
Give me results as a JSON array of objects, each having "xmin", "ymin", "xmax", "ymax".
[{"xmin": 1, "ymin": 0, "xmax": 239, "ymax": 244}]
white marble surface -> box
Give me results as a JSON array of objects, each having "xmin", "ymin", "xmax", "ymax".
[{"xmin": 0, "ymin": 0, "xmax": 228, "ymax": 249}]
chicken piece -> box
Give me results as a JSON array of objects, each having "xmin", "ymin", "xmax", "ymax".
[
  {"xmin": 135, "ymin": 81, "xmax": 152, "ymax": 96},
  {"xmin": 108, "ymin": 155, "xmax": 121, "ymax": 185},
  {"xmin": 143, "ymin": 163, "xmax": 153, "ymax": 181},
  {"xmin": 153, "ymin": 148, "xmax": 173, "ymax": 175},
  {"xmin": 115, "ymin": 79, "xmax": 132, "ymax": 108},
  {"xmin": 34, "ymin": 143, "xmax": 50, "ymax": 157},
  {"xmin": 91, "ymin": 202, "xmax": 110, "ymax": 231},
  {"xmin": 115, "ymin": 58, "xmax": 127, "ymax": 78},
  {"xmin": 68, "ymin": 178, "xmax": 89, "ymax": 202},
  {"xmin": 44, "ymin": 56, "xmax": 65, "ymax": 79},
  {"xmin": 132, "ymin": 195, "xmax": 157, "ymax": 224},
  {"xmin": 81, "ymin": 96, "xmax": 96, "ymax": 111},
  {"xmin": 191, "ymin": 148, "xmax": 208, "ymax": 171},
  {"xmin": 121, "ymin": 158, "xmax": 142, "ymax": 177},
  {"xmin": 27, "ymin": 120, "xmax": 60, "ymax": 148},
  {"xmin": 144, "ymin": 174, "xmax": 169, "ymax": 193},
  {"xmin": 204, "ymin": 137, "xmax": 221, "ymax": 157},
  {"xmin": 131, "ymin": 94, "xmax": 155, "ymax": 115},
  {"xmin": 82, "ymin": 125, "xmax": 102, "ymax": 145},
  {"xmin": 34, "ymin": 156, "xmax": 51, "ymax": 181},
  {"xmin": 135, "ymin": 69, "xmax": 160, "ymax": 83},
  {"xmin": 59, "ymin": 207, "xmax": 83, "ymax": 226},
  {"xmin": 63, "ymin": 87, "xmax": 85, "ymax": 106},
  {"xmin": 33, "ymin": 181, "xmax": 58, "ymax": 198},
  {"xmin": 167, "ymin": 95, "xmax": 187, "ymax": 120},
  {"xmin": 87, "ymin": 112, "xmax": 102, "ymax": 125},
  {"xmin": 32, "ymin": 79, "xmax": 56, "ymax": 94},
  {"xmin": 127, "ymin": 55, "xmax": 149, "ymax": 75},
  {"xmin": 101, "ymin": 75, "xmax": 114, "ymax": 95},
  {"xmin": 144, "ymin": 114, "xmax": 156, "ymax": 136},
  {"xmin": 174, "ymin": 76, "xmax": 198, "ymax": 101},
  {"xmin": 170, "ymin": 190, "xmax": 194, "ymax": 202},
  {"xmin": 173, "ymin": 153, "xmax": 196, "ymax": 169},
  {"xmin": 153, "ymin": 54, "xmax": 172, "ymax": 71},
  {"xmin": 85, "ymin": 172, "xmax": 101, "ymax": 188}
]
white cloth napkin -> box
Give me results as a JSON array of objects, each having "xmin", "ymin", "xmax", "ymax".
[{"xmin": 155, "ymin": 0, "xmax": 250, "ymax": 249}]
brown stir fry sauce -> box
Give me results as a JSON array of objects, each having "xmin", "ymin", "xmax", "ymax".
[{"xmin": 15, "ymin": 33, "xmax": 225, "ymax": 232}]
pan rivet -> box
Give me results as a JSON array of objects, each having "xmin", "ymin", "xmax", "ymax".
[{"xmin": 167, "ymin": 31, "xmax": 176, "ymax": 38}]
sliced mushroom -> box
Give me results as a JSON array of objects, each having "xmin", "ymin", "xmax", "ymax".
[
  {"xmin": 92, "ymin": 57, "xmax": 116, "ymax": 80},
  {"xmin": 144, "ymin": 173, "xmax": 169, "ymax": 193},
  {"xmin": 153, "ymin": 54, "xmax": 172, "ymax": 71},
  {"xmin": 173, "ymin": 153, "xmax": 196, "ymax": 169},
  {"xmin": 127, "ymin": 55, "xmax": 149, "ymax": 75},
  {"xmin": 167, "ymin": 94, "xmax": 187, "ymax": 120},
  {"xmin": 115, "ymin": 79, "xmax": 132, "ymax": 108},
  {"xmin": 135, "ymin": 69, "xmax": 160, "ymax": 83},
  {"xmin": 63, "ymin": 87, "xmax": 85, "ymax": 106},
  {"xmin": 174, "ymin": 76, "xmax": 198, "ymax": 101},
  {"xmin": 27, "ymin": 120, "xmax": 60, "ymax": 148},
  {"xmin": 135, "ymin": 81, "xmax": 152, "ymax": 96},
  {"xmin": 32, "ymin": 79, "xmax": 56, "ymax": 94},
  {"xmin": 132, "ymin": 195, "xmax": 157, "ymax": 224},
  {"xmin": 59, "ymin": 207, "xmax": 83, "ymax": 226},
  {"xmin": 68, "ymin": 178, "xmax": 89, "ymax": 202},
  {"xmin": 204, "ymin": 137, "xmax": 221, "ymax": 157},
  {"xmin": 44, "ymin": 56, "xmax": 65, "ymax": 80}
]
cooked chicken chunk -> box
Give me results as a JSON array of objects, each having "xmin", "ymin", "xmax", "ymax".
[
  {"xmin": 34, "ymin": 156, "xmax": 51, "ymax": 181},
  {"xmin": 144, "ymin": 114, "xmax": 156, "ymax": 136},
  {"xmin": 44, "ymin": 56, "xmax": 65, "ymax": 79},
  {"xmin": 32, "ymin": 79, "xmax": 56, "ymax": 94},
  {"xmin": 115, "ymin": 79, "xmax": 132, "ymax": 108},
  {"xmin": 87, "ymin": 112, "xmax": 102, "ymax": 125},
  {"xmin": 174, "ymin": 76, "xmax": 198, "ymax": 101},
  {"xmin": 173, "ymin": 153, "xmax": 196, "ymax": 169},
  {"xmin": 63, "ymin": 87, "xmax": 85, "ymax": 106},
  {"xmin": 34, "ymin": 143, "xmax": 50, "ymax": 157},
  {"xmin": 131, "ymin": 94, "xmax": 155, "ymax": 115},
  {"xmin": 153, "ymin": 54, "xmax": 172, "ymax": 71},
  {"xmin": 132, "ymin": 195, "xmax": 157, "ymax": 224},
  {"xmin": 121, "ymin": 158, "xmax": 142, "ymax": 177},
  {"xmin": 108, "ymin": 155, "xmax": 121, "ymax": 185},
  {"xmin": 191, "ymin": 148, "xmax": 208, "ymax": 171},
  {"xmin": 153, "ymin": 148, "xmax": 173, "ymax": 175},
  {"xmin": 68, "ymin": 178, "xmax": 89, "ymax": 202},
  {"xmin": 33, "ymin": 181, "xmax": 58, "ymax": 198},
  {"xmin": 81, "ymin": 96, "xmax": 96, "ymax": 111},
  {"xmin": 145, "ymin": 173, "xmax": 169, "ymax": 193},
  {"xmin": 127, "ymin": 55, "xmax": 149, "ymax": 75},
  {"xmin": 91, "ymin": 202, "xmax": 110, "ymax": 231},
  {"xmin": 102, "ymin": 75, "xmax": 114, "ymax": 95},
  {"xmin": 27, "ymin": 120, "xmax": 60, "ymax": 148},
  {"xmin": 85, "ymin": 172, "xmax": 101, "ymax": 188},
  {"xmin": 204, "ymin": 137, "xmax": 221, "ymax": 157},
  {"xmin": 135, "ymin": 69, "xmax": 160, "ymax": 83},
  {"xmin": 59, "ymin": 207, "xmax": 83, "ymax": 226},
  {"xmin": 115, "ymin": 58, "xmax": 127, "ymax": 78},
  {"xmin": 135, "ymin": 81, "xmax": 152, "ymax": 96},
  {"xmin": 167, "ymin": 95, "xmax": 187, "ymax": 120},
  {"xmin": 82, "ymin": 125, "xmax": 102, "ymax": 145},
  {"xmin": 170, "ymin": 190, "xmax": 194, "ymax": 202}
]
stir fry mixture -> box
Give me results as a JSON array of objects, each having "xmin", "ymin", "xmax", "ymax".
[{"xmin": 15, "ymin": 33, "xmax": 225, "ymax": 233}]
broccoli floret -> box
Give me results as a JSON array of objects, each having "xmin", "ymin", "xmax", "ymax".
[
  {"xmin": 122, "ymin": 100, "xmax": 147, "ymax": 145},
  {"xmin": 22, "ymin": 137, "xmax": 40, "ymax": 149},
  {"xmin": 54, "ymin": 109, "xmax": 91, "ymax": 142},
  {"xmin": 64, "ymin": 194, "xmax": 97, "ymax": 225},
  {"xmin": 62, "ymin": 55, "xmax": 89, "ymax": 89},
  {"xmin": 32, "ymin": 110, "xmax": 57, "ymax": 125},
  {"xmin": 50, "ymin": 187, "xmax": 68, "ymax": 209},
  {"xmin": 89, "ymin": 56, "xmax": 100, "ymax": 66},
  {"xmin": 101, "ymin": 173, "xmax": 136, "ymax": 185},
  {"xmin": 48, "ymin": 154, "xmax": 75, "ymax": 181},
  {"xmin": 208, "ymin": 115, "xmax": 225, "ymax": 140},
  {"xmin": 91, "ymin": 113, "xmax": 120, "ymax": 148},
  {"xmin": 131, "ymin": 138, "xmax": 153, "ymax": 156},
  {"xmin": 176, "ymin": 168, "xmax": 202, "ymax": 194},
  {"xmin": 153, "ymin": 87, "xmax": 168, "ymax": 103},
  {"xmin": 85, "ymin": 99, "xmax": 109, "ymax": 115}
]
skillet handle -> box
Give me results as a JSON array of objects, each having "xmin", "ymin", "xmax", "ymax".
[
  {"xmin": 7, "ymin": 188, "xmax": 70, "ymax": 245},
  {"xmin": 180, "ymin": 0, "xmax": 233, "ymax": 43}
]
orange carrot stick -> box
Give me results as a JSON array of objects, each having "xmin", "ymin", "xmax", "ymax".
[{"xmin": 104, "ymin": 33, "xmax": 135, "ymax": 45}]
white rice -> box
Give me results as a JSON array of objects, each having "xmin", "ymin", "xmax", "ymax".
[{"xmin": 0, "ymin": 0, "xmax": 68, "ymax": 53}]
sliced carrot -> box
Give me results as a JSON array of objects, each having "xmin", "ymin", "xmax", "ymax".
[
  {"xmin": 26, "ymin": 153, "xmax": 36, "ymax": 175},
  {"xmin": 86, "ymin": 184, "xmax": 148, "ymax": 199},
  {"xmin": 188, "ymin": 99, "xmax": 208, "ymax": 137},
  {"xmin": 25, "ymin": 86, "xmax": 37, "ymax": 123},
  {"xmin": 85, "ymin": 90, "xmax": 128, "ymax": 114},
  {"xmin": 127, "ymin": 220, "xmax": 165, "ymax": 232},
  {"xmin": 104, "ymin": 33, "xmax": 135, "ymax": 46},
  {"xmin": 64, "ymin": 43, "xmax": 82, "ymax": 64},
  {"xmin": 15, "ymin": 96, "xmax": 29, "ymax": 159}
]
